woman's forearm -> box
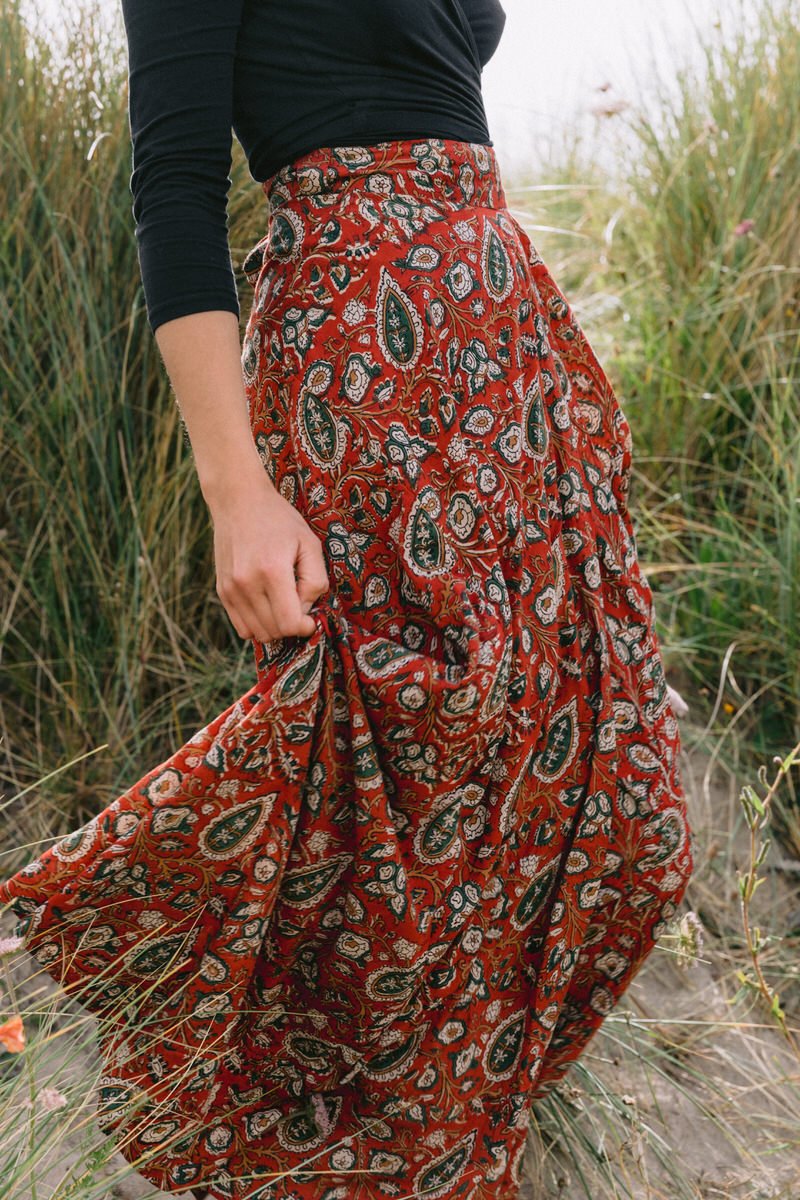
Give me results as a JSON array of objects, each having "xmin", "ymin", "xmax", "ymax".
[
  {"xmin": 152, "ymin": 308, "xmax": 329, "ymax": 642},
  {"xmin": 154, "ymin": 309, "xmax": 270, "ymax": 508}
]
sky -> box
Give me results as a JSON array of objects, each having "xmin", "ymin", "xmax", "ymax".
[
  {"xmin": 26, "ymin": 0, "xmax": 762, "ymax": 180},
  {"xmin": 479, "ymin": 0, "xmax": 762, "ymax": 176}
]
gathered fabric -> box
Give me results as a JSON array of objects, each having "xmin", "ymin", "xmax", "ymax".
[{"xmin": 0, "ymin": 139, "xmax": 694, "ymax": 1199}]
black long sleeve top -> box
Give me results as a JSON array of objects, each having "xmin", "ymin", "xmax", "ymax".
[{"xmin": 119, "ymin": 0, "xmax": 507, "ymax": 334}]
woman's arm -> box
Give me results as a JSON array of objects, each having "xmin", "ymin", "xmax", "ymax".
[
  {"xmin": 120, "ymin": 0, "xmax": 329, "ymax": 640},
  {"xmin": 120, "ymin": 0, "xmax": 245, "ymax": 330},
  {"xmin": 156, "ymin": 311, "xmax": 259, "ymax": 499},
  {"xmin": 155, "ymin": 310, "xmax": 330, "ymax": 642}
]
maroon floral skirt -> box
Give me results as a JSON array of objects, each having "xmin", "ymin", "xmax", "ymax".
[{"xmin": 0, "ymin": 139, "xmax": 694, "ymax": 1199}]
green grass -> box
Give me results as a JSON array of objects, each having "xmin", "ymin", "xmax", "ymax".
[
  {"xmin": 1, "ymin": 0, "xmax": 264, "ymax": 846},
  {"xmin": 505, "ymin": 0, "xmax": 800, "ymax": 842}
]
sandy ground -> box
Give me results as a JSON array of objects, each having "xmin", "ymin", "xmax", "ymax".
[
  {"xmin": 519, "ymin": 743, "xmax": 800, "ymax": 1200},
  {"xmin": 2, "ymin": 742, "xmax": 799, "ymax": 1200}
]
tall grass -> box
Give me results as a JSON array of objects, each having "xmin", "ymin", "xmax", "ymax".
[
  {"xmin": 506, "ymin": 0, "xmax": 799, "ymax": 842},
  {"xmin": 619, "ymin": 0, "xmax": 800, "ymax": 760},
  {"xmin": 1, "ymin": 0, "xmax": 264, "ymax": 852}
]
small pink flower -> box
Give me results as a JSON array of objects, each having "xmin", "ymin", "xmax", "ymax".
[
  {"xmin": 0, "ymin": 1016, "xmax": 25, "ymax": 1054},
  {"xmin": 589, "ymin": 98, "xmax": 630, "ymax": 118},
  {"xmin": 0, "ymin": 936, "xmax": 24, "ymax": 955},
  {"xmin": 734, "ymin": 218, "xmax": 755, "ymax": 236},
  {"xmin": 20, "ymin": 1085, "xmax": 68, "ymax": 1113},
  {"xmin": 39, "ymin": 1086, "xmax": 68, "ymax": 1112}
]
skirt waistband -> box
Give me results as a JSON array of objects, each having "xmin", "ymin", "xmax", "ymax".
[{"xmin": 260, "ymin": 138, "xmax": 507, "ymax": 214}]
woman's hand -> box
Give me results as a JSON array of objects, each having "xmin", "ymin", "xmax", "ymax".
[{"xmin": 208, "ymin": 462, "xmax": 330, "ymax": 642}]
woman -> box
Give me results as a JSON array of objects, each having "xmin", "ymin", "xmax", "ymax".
[{"xmin": 0, "ymin": 1, "xmax": 695, "ymax": 1197}]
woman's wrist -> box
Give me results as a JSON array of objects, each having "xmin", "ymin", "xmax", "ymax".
[
  {"xmin": 152, "ymin": 309, "xmax": 275, "ymax": 512},
  {"xmin": 198, "ymin": 444, "xmax": 274, "ymax": 511}
]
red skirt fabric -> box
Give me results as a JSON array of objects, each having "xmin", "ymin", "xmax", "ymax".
[{"xmin": 0, "ymin": 139, "xmax": 694, "ymax": 1199}]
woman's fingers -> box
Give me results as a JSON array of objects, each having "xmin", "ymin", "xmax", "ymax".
[
  {"xmin": 294, "ymin": 536, "xmax": 331, "ymax": 611},
  {"xmin": 260, "ymin": 562, "xmax": 317, "ymax": 638},
  {"xmin": 222, "ymin": 565, "xmax": 313, "ymax": 641},
  {"xmin": 210, "ymin": 475, "xmax": 330, "ymax": 642},
  {"xmin": 219, "ymin": 544, "xmax": 328, "ymax": 641}
]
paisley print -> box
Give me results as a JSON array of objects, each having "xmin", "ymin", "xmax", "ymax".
[{"xmin": 0, "ymin": 139, "xmax": 695, "ymax": 1199}]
